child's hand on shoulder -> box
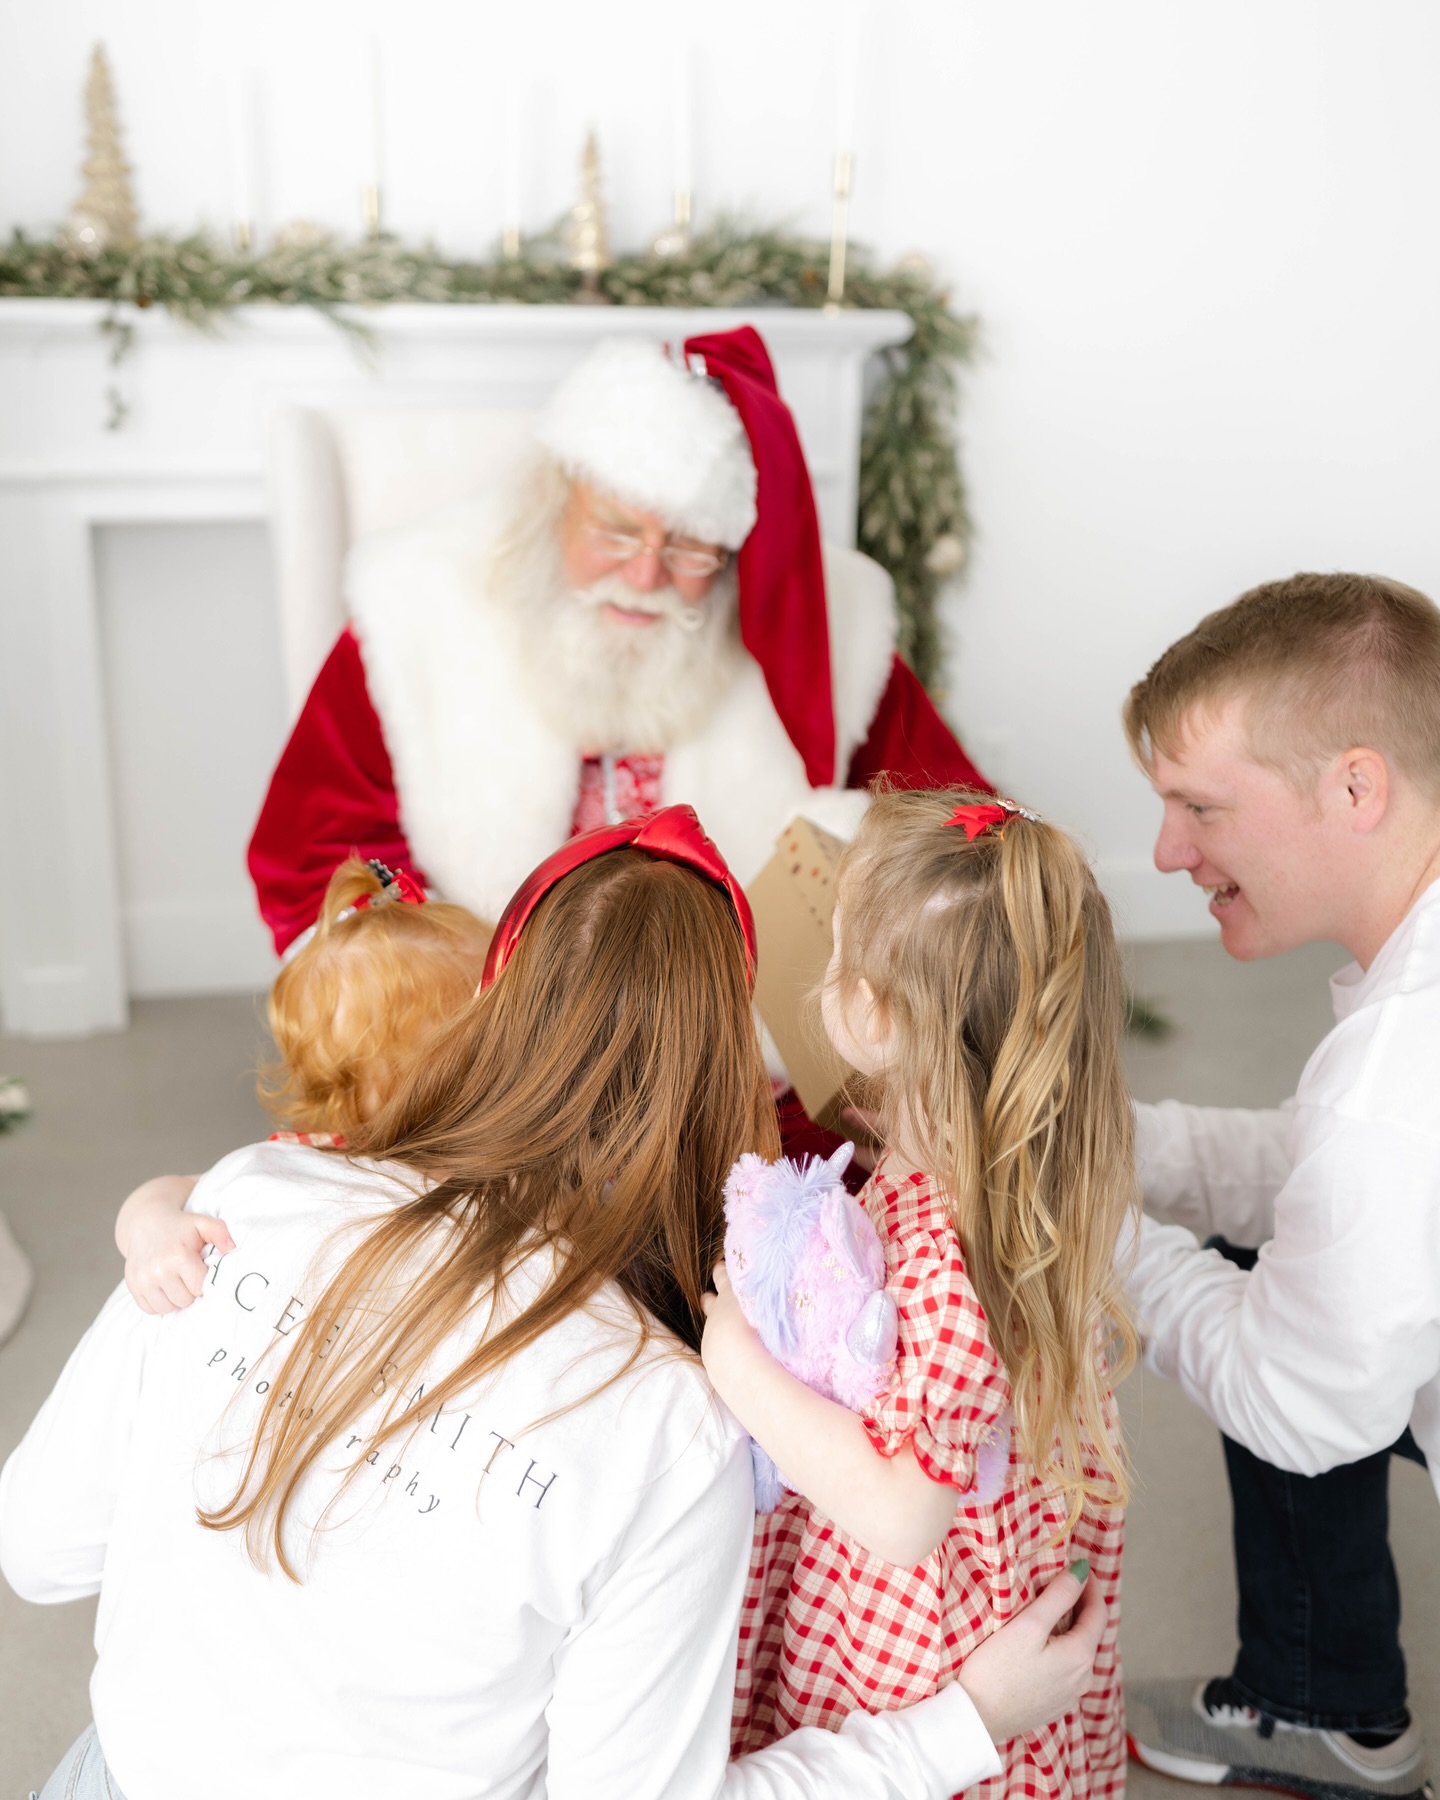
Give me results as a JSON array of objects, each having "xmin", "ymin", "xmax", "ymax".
[{"xmin": 115, "ymin": 1174, "xmax": 235, "ymax": 1316}]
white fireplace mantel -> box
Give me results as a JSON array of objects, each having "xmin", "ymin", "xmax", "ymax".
[{"xmin": 0, "ymin": 298, "xmax": 912, "ymax": 1036}]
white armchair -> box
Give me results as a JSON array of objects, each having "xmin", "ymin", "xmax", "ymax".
[{"xmin": 266, "ymin": 404, "xmax": 537, "ymax": 718}]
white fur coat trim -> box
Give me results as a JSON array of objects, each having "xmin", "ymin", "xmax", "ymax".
[{"xmin": 347, "ymin": 498, "xmax": 897, "ymax": 922}]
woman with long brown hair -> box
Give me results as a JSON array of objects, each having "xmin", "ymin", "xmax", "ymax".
[{"xmin": 3, "ymin": 809, "xmax": 1102, "ymax": 1800}]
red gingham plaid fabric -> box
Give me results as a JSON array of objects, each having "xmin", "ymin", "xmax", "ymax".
[{"xmin": 731, "ymin": 1162, "xmax": 1126, "ymax": 1800}]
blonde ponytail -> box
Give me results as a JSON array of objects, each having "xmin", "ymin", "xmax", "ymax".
[{"xmin": 835, "ymin": 788, "xmax": 1136, "ymax": 1516}]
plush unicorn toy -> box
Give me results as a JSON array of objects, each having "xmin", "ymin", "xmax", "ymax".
[
  {"xmin": 722, "ymin": 1141, "xmax": 1014, "ymax": 1514},
  {"xmin": 722, "ymin": 1142, "xmax": 900, "ymax": 1511}
]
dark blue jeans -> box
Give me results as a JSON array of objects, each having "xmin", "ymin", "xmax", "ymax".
[{"xmin": 1211, "ymin": 1238, "xmax": 1425, "ymax": 1733}]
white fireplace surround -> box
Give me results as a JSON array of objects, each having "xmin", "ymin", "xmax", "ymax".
[{"xmin": 0, "ymin": 299, "xmax": 912, "ymax": 1037}]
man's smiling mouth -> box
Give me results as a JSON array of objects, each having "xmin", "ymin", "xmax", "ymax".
[{"xmin": 1202, "ymin": 882, "xmax": 1241, "ymax": 909}]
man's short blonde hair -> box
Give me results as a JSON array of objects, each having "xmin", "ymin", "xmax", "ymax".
[{"xmin": 1123, "ymin": 572, "xmax": 1440, "ymax": 800}]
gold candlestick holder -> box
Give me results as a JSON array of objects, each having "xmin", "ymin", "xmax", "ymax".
[
  {"xmin": 823, "ymin": 150, "xmax": 853, "ymax": 312},
  {"xmin": 651, "ymin": 188, "xmax": 693, "ymax": 258},
  {"xmin": 361, "ymin": 182, "xmax": 382, "ymax": 242},
  {"xmin": 502, "ymin": 222, "xmax": 521, "ymax": 260},
  {"xmin": 233, "ymin": 219, "xmax": 254, "ymax": 255}
]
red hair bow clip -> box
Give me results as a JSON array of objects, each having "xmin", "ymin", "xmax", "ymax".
[
  {"xmin": 352, "ymin": 861, "xmax": 428, "ymax": 911},
  {"xmin": 945, "ymin": 798, "xmax": 1041, "ymax": 841},
  {"xmin": 482, "ymin": 805, "xmax": 756, "ymax": 990}
]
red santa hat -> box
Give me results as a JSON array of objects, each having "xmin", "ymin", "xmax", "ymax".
[{"xmin": 537, "ymin": 327, "xmax": 836, "ymax": 788}]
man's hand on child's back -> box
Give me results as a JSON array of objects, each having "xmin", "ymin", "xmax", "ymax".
[{"xmin": 115, "ymin": 1174, "xmax": 233, "ymax": 1315}]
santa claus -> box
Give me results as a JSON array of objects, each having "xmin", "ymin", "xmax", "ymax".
[{"xmin": 249, "ymin": 324, "xmax": 986, "ymax": 957}]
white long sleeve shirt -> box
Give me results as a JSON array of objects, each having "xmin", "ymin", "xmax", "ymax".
[
  {"xmin": 0, "ymin": 1140, "xmax": 1000, "ymax": 1800},
  {"xmin": 1127, "ymin": 878, "xmax": 1440, "ymax": 1494}
]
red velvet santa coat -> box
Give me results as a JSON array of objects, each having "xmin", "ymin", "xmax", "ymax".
[{"xmin": 249, "ymin": 497, "xmax": 986, "ymax": 955}]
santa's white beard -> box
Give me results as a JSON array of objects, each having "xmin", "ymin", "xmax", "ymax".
[
  {"xmin": 489, "ymin": 457, "xmax": 748, "ymax": 759},
  {"xmin": 490, "ymin": 468, "xmax": 747, "ymax": 753},
  {"xmin": 526, "ymin": 570, "xmax": 744, "ymax": 754}
]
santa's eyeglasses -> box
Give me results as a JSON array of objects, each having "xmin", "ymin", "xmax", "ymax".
[{"xmin": 584, "ymin": 523, "xmax": 728, "ymax": 580}]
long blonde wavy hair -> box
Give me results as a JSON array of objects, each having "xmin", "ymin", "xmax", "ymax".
[
  {"xmin": 202, "ymin": 848, "xmax": 778, "ymax": 1577},
  {"xmin": 832, "ymin": 787, "xmax": 1137, "ymax": 1515}
]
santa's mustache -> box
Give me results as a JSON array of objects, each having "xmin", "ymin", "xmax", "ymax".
[{"xmin": 570, "ymin": 574, "xmax": 710, "ymax": 634}]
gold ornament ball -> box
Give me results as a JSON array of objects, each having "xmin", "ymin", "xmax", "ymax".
[{"xmin": 924, "ymin": 534, "xmax": 966, "ymax": 577}]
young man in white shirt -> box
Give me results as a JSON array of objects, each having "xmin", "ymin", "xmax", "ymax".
[{"xmin": 1118, "ymin": 572, "xmax": 1440, "ymax": 1800}]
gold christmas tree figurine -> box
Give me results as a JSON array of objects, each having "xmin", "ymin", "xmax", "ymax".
[
  {"xmin": 568, "ymin": 129, "xmax": 611, "ymax": 299},
  {"xmin": 66, "ymin": 44, "xmax": 140, "ymax": 254}
]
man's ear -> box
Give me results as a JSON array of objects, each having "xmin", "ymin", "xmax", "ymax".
[{"xmin": 1334, "ymin": 746, "xmax": 1390, "ymax": 836}]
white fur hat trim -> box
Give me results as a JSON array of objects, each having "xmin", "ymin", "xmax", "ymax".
[{"xmin": 536, "ymin": 338, "xmax": 758, "ymax": 549}]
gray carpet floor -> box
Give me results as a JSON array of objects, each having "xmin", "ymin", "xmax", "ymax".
[{"xmin": 1, "ymin": 941, "xmax": 1435, "ymax": 1796}]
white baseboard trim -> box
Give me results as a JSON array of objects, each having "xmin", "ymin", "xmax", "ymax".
[{"xmin": 3, "ymin": 963, "xmax": 127, "ymax": 1037}]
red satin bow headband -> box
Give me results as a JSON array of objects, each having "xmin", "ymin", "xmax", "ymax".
[
  {"xmin": 945, "ymin": 798, "xmax": 1042, "ymax": 841},
  {"xmin": 481, "ymin": 805, "xmax": 757, "ymax": 990}
]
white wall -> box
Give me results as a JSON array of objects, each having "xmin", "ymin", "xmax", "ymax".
[
  {"xmin": 5, "ymin": 0, "xmax": 1440, "ymax": 949},
  {"xmin": 95, "ymin": 523, "xmax": 285, "ymax": 997}
]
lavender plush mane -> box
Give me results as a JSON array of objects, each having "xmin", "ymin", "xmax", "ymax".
[
  {"xmin": 722, "ymin": 1144, "xmax": 1015, "ymax": 1516},
  {"xmin": 723, "ymin": 1143, "xmax": 898, "ymax": 1510}
]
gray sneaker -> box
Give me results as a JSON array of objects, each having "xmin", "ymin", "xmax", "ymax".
[{"xmin": 1127, "ymin": 1677, "xmax": 1432, "ymax": 1800}]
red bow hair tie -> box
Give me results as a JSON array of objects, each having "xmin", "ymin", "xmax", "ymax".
[
  {"xmin": 333, "ymin": 861, "xmax": 428, "ymax": 925},
  {"xmin": 352, "ymin": 861, "xmax": 428, "ymax": 910},
  {"xmin": 481, "ymin": 806, "xmax": 757, "ymax": 990},
  {"xmin": 945, "ymin": 799, "xmax": 1042, "ymax": 841}
]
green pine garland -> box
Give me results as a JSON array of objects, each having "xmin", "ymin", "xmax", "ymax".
[{"xmin": 0, "ymin": 219, "xmax": 976, "ymax": 688}]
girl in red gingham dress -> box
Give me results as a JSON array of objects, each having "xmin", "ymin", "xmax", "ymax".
[{"xmin": 703, "ymin": 787, "xmax": 1137, "ymax": 1800}]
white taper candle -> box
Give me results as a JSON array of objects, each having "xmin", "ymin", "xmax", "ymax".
[{"xmin": 834, "ymin": 2, "xmax": 862, "ymax": 154}]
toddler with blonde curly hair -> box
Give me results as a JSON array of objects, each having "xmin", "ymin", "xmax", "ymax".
[{"xmin": 115, "ymin": 858, "xmax": 489, "ymax": 1311}]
